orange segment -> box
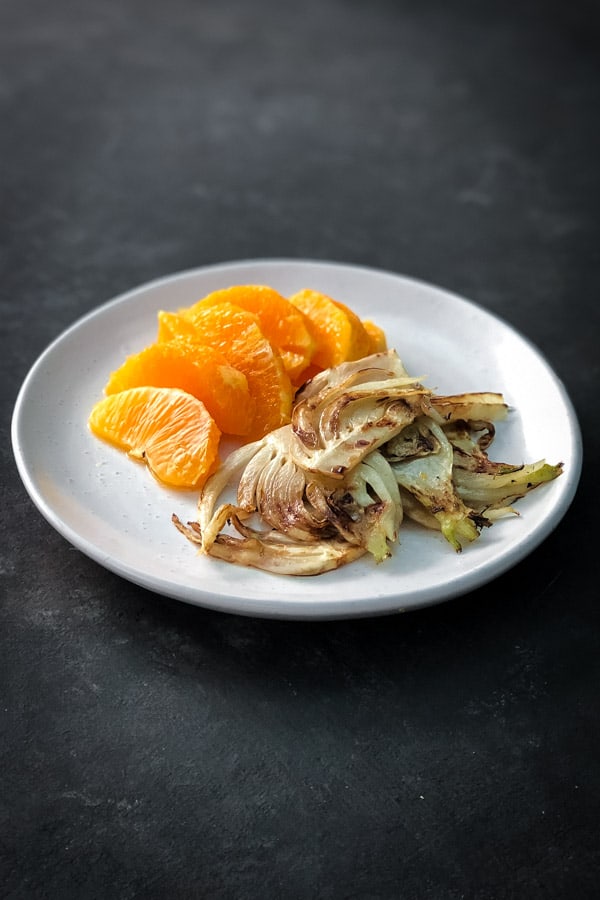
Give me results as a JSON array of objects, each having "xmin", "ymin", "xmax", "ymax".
[
  {"xmin": 183, "ymin": 285, "xmax": 316, "ymax": 383},
  {"xmin": 362, "ymin": 320, "xmax": 388, "ymax": 353},
  {"xmin": 157, "ymin": 301, "xmax": 293, "ymax": 439},
  {"xmin": 288, "ymin": 289, "xmax": 372, "ymax": 374},
  {"xmin": 104, "ymin": 339, "xmax": 253, "ymax": 436},
  {"xmin": 88, "ymin": 387, "xmax": 221, "ymax": 489},
  {"xmin": 331, "ymin": 300, "xmax": 373, "ymax": 358},
  {"xmin": 157, "ymin": 311, "xmax": 201, "ymax": 344}
]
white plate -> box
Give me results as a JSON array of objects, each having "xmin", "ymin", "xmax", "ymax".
[{"xmin": 12, "ymin": 259, "xmax": 582, "ymax": 619}]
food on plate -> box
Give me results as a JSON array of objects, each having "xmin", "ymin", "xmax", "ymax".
[
  {"xmin": 362, "ymin": 319, "xmax": 388, "ymax": 354},
  {"xmin": 182, "ymin": 285, "xmax": 316, "ymax": 384},
  {"xmin": 156, "ymin": 301, "xmax": 293, "ymax": 440},
  {"xmin": 89, "ymin": 283, "xmax": 386, "ymax": 475},
  {"xmin": 104, "ymin": 339, "xmax": 253, "ymax": 436},
  {"xmin": 89, "ymin": 386, "xmax": 220, "ymax": 489},
  {"xmin": 87, "ymin": 284, "xmax": 562, "ymax": 577},
  {"xmin": 288, "ymin": 288, "xmax": 373, "ymax": 379},
  {"xmin": 173, "ymin": 350, "xmax": 563, "ymax": 575}
]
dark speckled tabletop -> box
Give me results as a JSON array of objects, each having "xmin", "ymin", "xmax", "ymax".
[{"xmin": 2, "ymin": 1, "xmax": 599, "ymax": 897}]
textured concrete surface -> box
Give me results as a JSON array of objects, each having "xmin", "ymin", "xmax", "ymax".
[{"xmin": 2, "ymin": 1, "xmax": 599, "ymax": 897}]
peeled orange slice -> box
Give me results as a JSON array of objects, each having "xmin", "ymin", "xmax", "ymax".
[
  {"xmin": 362, "ymin": 319, "xmax": 388, "ymax": 354},
  {"xmin": 184, "ymin": 285, "xmax": 316, "ymax": 383},
  {"xmin": 157, "ymin": 301, "xmax": 293, "ymax": 439},
  {"xmin": 104, "ymin": 339, "xmax": 253, "ymax": 436},
  {"xmin": 288, "ymin": 289, "xmax": 372, "ymax": 375},
  {"xmin": 88, "ymin": 387, "xmax": 221, "ymax": 489}
]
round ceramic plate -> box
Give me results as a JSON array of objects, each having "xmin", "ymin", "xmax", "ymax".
[{"xmin": 12, "ymin": 259, "xmax": 582, "ymax": 619}]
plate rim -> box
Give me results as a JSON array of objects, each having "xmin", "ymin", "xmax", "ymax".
[{"xmin": 11, "ymin": 257, "xmax": 583, "ymax": 619}]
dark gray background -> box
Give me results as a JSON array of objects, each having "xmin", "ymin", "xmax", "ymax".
[{"xmin": 2, "ymin": 1, "xmax": 598, "ymax": 898}]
